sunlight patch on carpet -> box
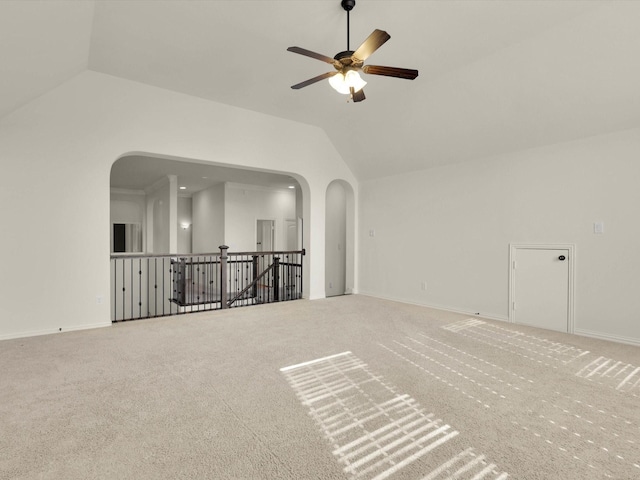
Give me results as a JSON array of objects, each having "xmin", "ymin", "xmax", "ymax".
[
  {"xmin": 281, "ymin": 351, "xmax": 508, "ymax": 480},
  {"xmin": 442, "ymin": 319, "xmax": 590, "ymax": 367},
  {"xmin": 575, "ymin": 356, "xmax": 640, "ymax": 394}
]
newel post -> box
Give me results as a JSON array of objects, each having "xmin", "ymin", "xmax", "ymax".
[
  {"xmin": 219, "ymin": 245, "xmax": 229, "ymax": 309},
  {"xmin": 273, "ymin": 256, "xmax": 280, "ymax": 302},
  {"xmin": 252, "ymin": 255, "xmax": 259, "ymax": 299}
]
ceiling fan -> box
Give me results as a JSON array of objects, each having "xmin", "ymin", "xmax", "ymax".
[{"xmin": 287, "ymin": 0, "xmax": 418, "ymax": 103}]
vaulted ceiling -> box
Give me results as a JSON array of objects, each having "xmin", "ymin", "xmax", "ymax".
[{"xmin": 2, "ymin": 1, "xmax": 640, "ymax": 181}]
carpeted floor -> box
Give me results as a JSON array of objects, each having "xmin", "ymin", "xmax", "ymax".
[{"xmin": 1, "ymin": 295, "xmax": 639, "ymax": 479}]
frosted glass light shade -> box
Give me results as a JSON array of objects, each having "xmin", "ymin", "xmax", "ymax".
[{"xmin": 329, "ymin": 70, "xmax": 367, "ymax": 95}]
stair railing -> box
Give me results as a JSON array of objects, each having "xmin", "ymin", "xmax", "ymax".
[{"xmin": 110, "ymin": 245, "xmax": 304, "ymax": 322}]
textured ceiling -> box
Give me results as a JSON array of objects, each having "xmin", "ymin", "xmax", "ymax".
[{"xmin": 3, "ymin": 0, "xmax": 640, "ymax": 183}]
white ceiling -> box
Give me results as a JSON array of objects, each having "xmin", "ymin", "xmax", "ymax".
[{"xmin": 3, "ymin": 0, "xmax": 640, "ymax": 185}]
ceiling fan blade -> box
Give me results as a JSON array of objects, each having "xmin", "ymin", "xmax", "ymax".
[
  {"xmin": 287, "ymin": 46, "xmax": 337, "ymax": 65},
  {"xmin": 362, "ymin": 65, "xmax": 419, "ymax": 80},
  {"xmin": 291, "ymin": 71, "xmax": 337, "ymax": 90},
  {"xmin": 350, "ymin": 87, "xmax": 366, "ymax": 103},
  {"xmin": 352, "ymin": 29, "xmax": 390, "ymax": 61}
]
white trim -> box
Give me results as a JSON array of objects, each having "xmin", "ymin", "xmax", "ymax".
[
  {"xmin": 356, "ymin": 291, "xmax": 508, "ymax": 323},
  {"xmin": 508, "ymin": 243, "xmax": 576, "ymax": 333},
  {"xmin": 0, "ymin": 322, "xmax": 112, "ymax": 341},
  {"xmin": 338, "ymin": 293, "xmax": 640, "ymax": 348},
  {"xmin": 575, "ymin": 328, "xmax": 640, "ymax": 347}
]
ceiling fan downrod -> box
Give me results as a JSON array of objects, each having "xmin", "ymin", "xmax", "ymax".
[{"xmin": 341, "ymin": 0, "xmax": 356, "ymax": 51}]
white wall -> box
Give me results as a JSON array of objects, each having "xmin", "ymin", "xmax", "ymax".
[
  {"xmin": 148, "ymin": 180, "xmax": 171, "ymax": 254},
  {"xmin": 192, "ymin": 183, "xmax": 225, "ymax": 253},
  {"xmin": 110, "ymin": 192, "xmax": 144, "ymax": 224},
  {"xmin": 359, "ymin": 127, "xmax": 640, "ymax": 345},
  {"xmin": 177, "ymin": 196, "xmax": 192, "ymax": 254},
  {"xmin": 0, "ymin": 70, "xmax": 357, "ymax": 339},
  {"xmin": 224, "ymin": 183, "xmax": 296, "ymax": 252}
]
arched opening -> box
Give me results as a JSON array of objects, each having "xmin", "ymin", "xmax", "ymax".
[
  {"xmin": 325, "ymin": 179, "xmax": 355, "ymax": 297},
  {"xmin": 110, "ymin": 154, "xmax": 305, "ymax": 255},
  {"xmin": 109, "ymin": 153, "xmax": 309, "ymax": 321}
]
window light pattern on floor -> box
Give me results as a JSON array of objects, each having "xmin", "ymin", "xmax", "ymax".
[
  {"xmin": 576, "ymin": 357, "xmax": 640, "ymax": 394},
  {"xmin": 443, "ymin": 318, "xmax": 640, "ymax": 396},
  {"xmin": 436, "ymin": 318, "xmax": 640, "ymax": 477},
  {"xmin": 280, "ymin": 351, "xmax": 508, "ymax": 480}
]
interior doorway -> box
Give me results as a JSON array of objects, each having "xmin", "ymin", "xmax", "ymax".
[
  {"xmin": 509, "ymin": 244, "xmax": 575, "ymax": 333},
  {"xmin": 285, "ymin": 219, "xmax": 297, "ymax": 251},
  {"xmin": 256, "ymin": 219, "xmax": 275, "ymax": 252},
  {"xmin": 325, "ymin": 181, "xmax": 347, "ymax": 297}
]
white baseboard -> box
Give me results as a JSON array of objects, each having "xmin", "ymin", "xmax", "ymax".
[
  {"xmin": 357, "ymin": 293, "xmax": 640, "ymax": 346},
  {"xmin": 308, "ymin": 294, "xmax": 326, "ymax": 300},
  {"xmin": 356, "ymin": 291, "xmax": 508, "ymax": 323},
  {"xmin": 574, "ymin": 328, "xmax": 640, "ymax": 347},
  {"xmin": 0, "ymin": 322, "xmax": 112, "ymax": 341}
]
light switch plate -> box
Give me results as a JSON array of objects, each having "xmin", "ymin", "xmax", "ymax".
[{"xmin": 594, "ymin": 221, "xmax": 604, "ymax": 234}]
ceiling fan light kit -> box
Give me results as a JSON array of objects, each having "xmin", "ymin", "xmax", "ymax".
[
  {"xmin": 329, "ymin": 69, "xmax": 367, "ymax": 95},
  {"xmin": 287, "ymin": 0, "xmax": 418, "ymax": 103}
]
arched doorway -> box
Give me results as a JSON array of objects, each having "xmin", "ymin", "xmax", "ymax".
[{"xmin": 325, "ymin": 180, "xmax": 355, "ymax": 297}]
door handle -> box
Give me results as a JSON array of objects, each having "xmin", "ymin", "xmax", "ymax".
[{"xmin": 558, "ymin": 255, "xmax": 566, "ymax": 261}]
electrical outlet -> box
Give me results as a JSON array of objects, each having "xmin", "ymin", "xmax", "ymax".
[
  {"xmin": 329, "ymin": 282, "xmax": 333, "ymax": 289},
  {"xmin": 420, "ymin": 282, "xmax": 427, "ymax": 291},
  {"xmin": 96, "ymin": 295, "xmax": 104, "ymax": 305}
]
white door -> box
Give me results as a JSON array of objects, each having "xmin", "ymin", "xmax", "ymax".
[
  {"xmin": 510, "ymin": 246, "xmax": 573, "ymax": 333},
  {"xmin": 256, "ymin": 220, "xmax": 274, "ymax": 252},
  {"xmin": 285, "ymin": 219, "xmax": 297, "ymax": 251}
]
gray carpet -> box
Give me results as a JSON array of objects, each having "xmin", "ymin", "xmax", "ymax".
[{"xmin": 1, "ymin": 295, "xmax": 639, "ymax": 479}]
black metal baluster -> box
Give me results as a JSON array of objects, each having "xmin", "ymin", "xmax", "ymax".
[
  {"xmin": 220, "ymin": 245, "xmax": 228, "ymax": 309},
  {"xmin": 286, "ymin": 253, "xmax": 290, "ymax": 300},
  {"xmin": 261, "ymin": 254, "xmax": 266, "ymax": 303},
  {"xmin": 274, "ymin": 256, "xmax": 280, "ymax": 302},
  {"xmin": 235, "ymin": 256, "xmax": 240, "ymax": 307},
  {"xmin": 113, "ymin": 258, "xmax": 117, "ymax": 322},
  {"xmin": 206, "ymin": 256, "xmax": 211, "ymax": 309},
  {"xmin": 153, "ymin": 258, "xmax": 157, "ymax": 317},
  {"xmin": 210, "ymin": 256, "xmax": 213, "ymax": 308},
  {"xmin": 213, "ymin": 255, "xmax": 217, "ymax": 309},
  {"xmin": 145, "ymin": 257, "xmax": 149, "ymax": 317},
  {"xmin": 121, "ymin": 258, "xmax": 125, "ymax": 321},
  {"xmin": 245, "ymin": 255, "xmax": 250, "ymax": 303},
  {"xmin": 136, "ymin": 258, "xmax": 140, "ymax": 319},
  {"xmin": 128, "ymin": 258, "xmax": 133, "ymax": 320}
]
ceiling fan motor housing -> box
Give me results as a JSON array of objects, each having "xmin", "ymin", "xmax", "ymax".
[{"xmin": 333, "ymin": 50, "xmax": 363, "ymax": 71}]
